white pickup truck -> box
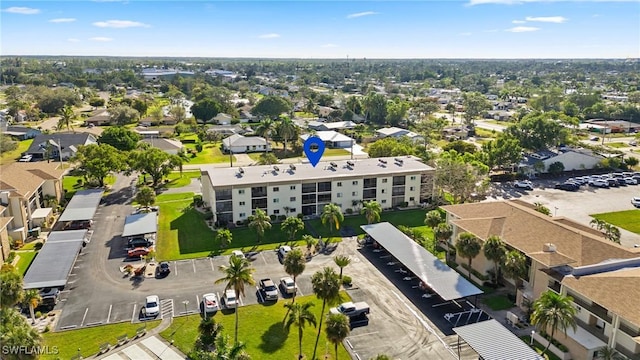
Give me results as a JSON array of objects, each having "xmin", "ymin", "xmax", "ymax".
[{"xmin": 329, "ymin": 301, "xmax": 370, "ymax": 317}]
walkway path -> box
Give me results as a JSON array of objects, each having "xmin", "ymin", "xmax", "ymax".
[{"xmin": 161, "ymin": 178, "xmax": 202, "ymax": 195}]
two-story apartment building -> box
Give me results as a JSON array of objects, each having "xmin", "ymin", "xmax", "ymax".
[
  {"xmin": 201, "ymin": 156, "xmax": 435, "ymax": 225},
  {"xmin": 441, "ymin": 200, "xmax": 640, "ymax": 359},
  {"xmin": 0, "ymin": 162, "xmax": 65, "ymax": 248}
]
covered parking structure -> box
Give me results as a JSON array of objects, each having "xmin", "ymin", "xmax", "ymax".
[
  {"xmin": 360, "ymin": 222, "xmax": 483, "ymax": 302},
  {"xmin": 56, "ymin": 189, "xmax": 104, "ymax": 230},
  {"xmin": 122, "ymin": 212, "xmax": 157, "ymax": 238},
  {"xmin": 453, "ymin": 319, "xmax": 544, "ymax": 360},
  {"xmin": 23, "ymin": 230, "xmax": 88, "ymax": 289}
]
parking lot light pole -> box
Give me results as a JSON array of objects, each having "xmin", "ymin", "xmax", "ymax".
[{"xmin": 530, "ymin": 330, "xmax": 535, "ymax": 346}]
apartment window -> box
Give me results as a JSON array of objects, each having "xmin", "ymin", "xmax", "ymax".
[
  {"xmin": 273, "ymin": 210, "xmax": 280, "ymax": 215},
  {"xmin": 336, "ymin": 182, "xmax": 342, "ymax": 187},
  {"xmin": 290, "ymin": 197, "xmax": 296, "ymax": 202},
  {"xmin": 410, "ymin": 186, "xmax": 415, "ymax": 191},
  {"xmin": 273, "ymin": 187, "xmax": 279, "ymax": 192},
  {"xmin": 382, "ymin": 179, "xmax": 388, "ymax": 183},
  {"xmin": 290, "ymin": 185, "xmax": 296, "ymax": 190},
  {"xmin": 381, "ymin": 189, "xmax": 386, "ymax": 194},
  {"xmin": 273, "ymin": 198, "xmax": 279, "ymax": 203},
  {"xmin": 238, "ymin": 189, "xmax": 245, "ymax": 194},
  {"xmin": 239, "ymin": 201, "xmax": 245, "ymax": 206},
  {"xmin": 410, "ymin": 176, "xmax": 416, "ymax": 180},
  {"xmin": 352, "ymin": 180, "xmax": 358, "ymax": 185},
  {"xmin": 239, "ymin": 213, "xmax": 246, "ymax": 218},
  {"xmin": 409, "ymin": 197, "xmax": 415, "ymax": 202},
  {"xmin": 352, "ymin": 191, "xmax": 358, "ymax": 196},
  {"xmin": 337, "ymin": 193, "xmax": 343, "ymax": 198},
  {"xmin": 381, "ymin": 200, "xmax": 387, "ymax": 204},
  {"xmin": 290, "ymin": 208, "xmax": 296, "ymax": 213}
]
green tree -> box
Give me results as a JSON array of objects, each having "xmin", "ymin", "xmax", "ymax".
[
  {"xmin": 367, "ymin": 137, "xmax": 416, "ymax": 158},
  {"xmin": 370, "ymin": 355, "xmax": 392, "ymax": 360},
  {"xmin": 321, "ymin": 203, "xmax": 344, "ymax": 236},
  {"xmin": 89, "ymin": 97, "xmax": 105, "ymax": 108},
  {"xmin": 462, "ymin": 92, "xmax": 491, "ymax": 125},
  {"xmin": 276, "ymin": 116, "xmax": 298, "ymax": 154},
  {"xmin": 624, "ymin": 156, "xmax": 639, "ymax": 168},
  {"xmin": 480, "ymin": 134, "xmax": 523, "ymax": 170},
  {"xmin": 216, "ymin": 229, "xmax": 233, "ymax": 249},
  {"xmin": 211, "ymin": 335, "xmax": 250, "ymax": 360},
  {"xmin": 255, "ymin": 118, "xmax": 276, "ymax": 150},
  {"xmin": 603, "ymin": 223, "xmax": 621, "ymax": 244},
  {"xmin": 214, "ymin": 256, "xmax": 256, "ymax": 345},
  {"xmin": 147, "ymin": 105, "xmax": 164, "ymax": 124},
  {"xmin": 455, "ymin": 232, "xmax": 482, "ymax": 278},
  {"xmin": 283, "ymin": 301, "xmax": 317, "ymax": 360},
  {"xmin": 132, "ymin": 147, "xmax": 183, "ymax": 187},
  {"xmin": 505, "ymin": 113, "xmax": 570, "ymax": 151},
  {"xmin": 595, "ymin": 346, "xmax": 624, "ymax": 360},
  {"xmin": 135, "ymin": 186, "xmax": 156, "ymax": 207},
  {"xmin": 590, "ymin": 218, "xmax": 607, "ymax": 232},
  {"xmin": 256, "ymin": 152, "xmax": 279, "ymax": 165},
  {"xmin": 385, "ymin": 99, "xmax": 410, "ymax": 126},
  {"xmin": 57, "ymin": 105, "xmax": 76, "ymax": 131},
  {"xmin": 191, "ymin": 99, "xmax": 222, "ymax": 122},
  {"xmin": 325, "ymin": 313, "xmax": 350, "ymax": 360},
  {"xmin": 424, "ymin": 210, "xmax": 443, "ymax": 229},
  {"xmin": 442, "ymin": 140, "xmax": 477, "ymax": 155},
  {"xmin": 0, "ymin": 307, "xmax": 43, "ymax": 360},
  {"xmin": 169, "ymin": 104, "xmax": 186, "ymax": 123},
  {"xmin": 333, "ymin": 255, "xmax": 351, "ymax": 280},
  {"xmin": 483, "ymin": 235, "xmax": 506, "ymax": 284},
  {"xmin": 98, "ymin": 126, "xmax": 141, "ymax": 151},
  {"xmin": 502, "ymin": 250, "xmax": 527, "ymax": 291},
  {"xmin": 310, "ymin": 267, "xmax": 342, "ymax": 360},
  {"xmin": 303, "ymin": 234, "xmax": 318, "ymax": 257},
  {"xmin": 248, "ymin": 208, "xmax": 271, "ymax": 243},
  {"xmin": 531, "ymin": 290, "xmax": 577, "ymax": 356},
  {"xmin": 434, "ymin": 223, "xmax": 453, "ymax": 247},
  {"xmin": 533, "ymin": 202, "xmax": 551, "ymax": 216},
  {"xmin": 72, "ymin": 144, "xmax": 124, "ymax": 187},
  {"xmin": 109, "ymin": 105, "xmax": 140, "ymax": 125},
  {"xmin": 0, "ymin": 266, "xmax": 24, "ymax": 307},
  {"xmin": 281, "ymin": 216, "xmax": 304, "ymax": 241},
  {"xmin": 361, "ymin": 201, "xmax": 382, "ymax": 224},
  {"xmin": 196, "ymin": 316, "xmax": 223, "ymax": 349},
  {"xmin": 435, "ymin": 150, "xmax": 489, "ymax": 203},
  {"xmin": 547, "ymin": 161, "xmax": 565, "ymax": 176},
  {"xmin": 283, "ymin": 249, "xmax": 306, "ymax": 303},
  {"xmin": 362, "ymin": 92, "xmax": 387, "ymax": 124},
  {"xmin": 252, "ymin": 96, "xmax": 292, "ymax": 119}
]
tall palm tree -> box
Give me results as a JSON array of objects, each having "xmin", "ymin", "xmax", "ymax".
[
  {"xmin": 360, "ymin": 201, "xmax": 382, "ymax": 224},
  {"xmin": 434, "ymin": 223, "xmax": 453, "ymax": 248},
  {"xmin": 321, "ymin": 203, "xmax": 344, "ymax": 236},
  {"xmin": 502, "ymin": 250, "xmax": 528, "ymax": 291},
  {"xmin": 283, "ymin": 249, "xmax": 306, "ymax": 303},
  {"xmin": 455, "ymin": 232, "xmax": 482, "ymax": 278},
  {"xmin": 595, "ymin": 346, "xmax": 624, "ymax": 360},
  {"xmin": 325, "ymin": 313, "xmax": 350, "ymax": 360},
  {"xmin": 214, "ymin": 256, "xmax": 256, "ymax": 344},
  {"xmin": 197, "ymin": 317, "xmax": 223, "ymax": 350},
  {"xmin": 333, "ymin": 255, "xmax": 351, "ymax": 281},
  {"xmin": 23, "ymin": 289, "xmax": 42, "ymax": 324},
  {"xmin": 531, "ymin": 290, "xmax": 577, "ymax": 356},
  {"xmin": 248, "ymin": 208, "xmax": 271, "ymax": 243},
  {"xmin": 483, "ymin": 235, "xmax": 506, "ymax": 285},
  {"xmin": 255, "ymin": 119, "xmax": 275, "ymax": 152},
  {"xmin": 57, "ymin": 105, "xmax": 76, "ymax": 132},
  {"xmin": 603, "ymin": 223, "xmax": 621, "ymax": 244},
  {"xmin": 311, "ymin": 267, "xmax": 341, "ymax": 360},
  {"xmin": 212, "ymin": 335, "xmax": 251, "ymax": 360},
  {"xmin": 276, "ymin": 116, "xmax": 298, "ymax": 155},
  {"xmin": 590, "ymin": 218, "xmax": 607, "ymax": 232},
  {"xmin": 283, "ymin": 301, "xmax": 317, "ymax": 360},
  {"xmin": 303, "ymin": 234, "xmax": 318, "ymax": 257},
  {"xmin": 424, "ymin": 210, "xmax": 443, "ymax": 230}
]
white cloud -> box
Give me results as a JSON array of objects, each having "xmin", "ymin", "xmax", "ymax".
[
  {"xmin": 321, "ymin": 43, "xmax": 339, "ymax": 48},
  {"xmin": 469, "ymin": 0, "xmax": 635, "ymax": 5},
  {"xmin": 258, "ymin": 33, "xmax": 280, "ymax": 39},
  {"xmin": 347, "ymin": 11, "xmax": 378, "ymax": 19},
  {"xmin": 506, "ymin": 26, "xmax": 540, "ymax": 32},
  {"xmin": 67, "ymin": 38, "xmax": 80, "ymax": 43},
  {"xmin": 3, "ymin": 6, "xmax": 40, "ymax": 15},
  {"xmin": 89, "ymin": 37, "xmax": 113, "ymax": 42},
  {"xmin": 525, "ymin": 16, "xmax": 567, "ymax": 23},
  {"xmin": 92, "ymin": 20, "xmax": 150, "ymax": 28},
  {"xmin": 512, "ymin": 20, "xmax": 527, "ymax": 23},
  {"xmin": 49, "ymin": 18, "xmax": 76, "ymax": 23}
]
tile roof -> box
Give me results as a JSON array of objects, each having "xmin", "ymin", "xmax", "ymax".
[
  {"xmin": 0, "ymin": 162, "xmax": 65, "ymax": 198},
  {"xmin": 0, "ymin": 216, "xmax": 13, "ymax": 230}
]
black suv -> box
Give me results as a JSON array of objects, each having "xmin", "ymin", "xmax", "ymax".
[
  {"xmin": 555, "ymin": 182, "xmax": 579, "ymax": 191},
  {"xmin": 127, "ymin": 238, "xmax": 153, "ymax": 249}
]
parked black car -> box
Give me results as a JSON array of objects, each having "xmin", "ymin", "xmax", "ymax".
[
  {"xmin": 555, "ymin": 182, "xmax": 579, "ymax": 191},
  {"xmin": 127, "ymin": 238, "xmax": 153, "ymax": 249},
  {"xmin": 156, "ymin": 261, "xmax": 171, "ymax": 277}
]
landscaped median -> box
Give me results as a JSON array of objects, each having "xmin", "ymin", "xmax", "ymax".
[
  {"xmin": 591, "ymin": 209, "xmax": 640, "ymax": 234},
  {"xmin": 160, "ymin": 294, "xmax": 350, "ymax": 360}
]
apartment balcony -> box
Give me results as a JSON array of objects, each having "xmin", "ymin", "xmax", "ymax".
[
  {"xmin": 571, "ymin": 296, "xmax": 612, "ymax": 323},
  {"xmin": 574, "ymin": 317, "xmax": 609, "ymax": 344}
]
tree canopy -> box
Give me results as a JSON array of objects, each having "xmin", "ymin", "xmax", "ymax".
[
  {"xmin": 131, "ymin": 147, "xmax": 182, "ymax": 187},
  {"xmin": 505, "ymin": 113, "xmax": 570, "ymax": 151},
  {"xmin": 73, "ymin": 143, "xmax": 124, "ymax": 187},
  {"xmin": 98, "ymin": 126, "xmax": 141, "ymax": 151},
  {"xmin": 252, "ymin": 95, "xmax": 292, "ymax": 119}
]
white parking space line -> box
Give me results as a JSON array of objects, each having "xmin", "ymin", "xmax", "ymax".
[
  {"xmin": 192, "ymin": 259, "xmax": 196, "ymax": 273},
  {"xmin": 256, "ymin": 287, "xmax": 264, "ymax": 303},
  {"xmin": 174, "ymin": 261, "xmax": 178, "ymax": 276},
  {"xmin": 131, "ymin": 304, "xmax": 137, "ymax": 323},
  {"xmin": 239, "ymin": 295, "xmax": 244, "ymax": 306},
  {"xmin": 80, "ymin": 308, "xmax": 88, "ymax": 327},
  {"xmin": 297, "ymin": 288, "xmax": 303, "ymax": 297},
  {"xmin": 260, "ymin": 252, "xmax": 268, "ymax": 265},
  {"xmin": 107, "ymin": 304, "xmax": 112, "ymax": 323},
  {"xmin": 210, "ymin": 257, "xmax": 215, "ymax": 271},
  {"xmin": 195, "ymin": 295, "xmax": 200, "ymax": 309},
  {"xmin": 348, "ymin": 331, "xmax": 379, "ymax": 338}
]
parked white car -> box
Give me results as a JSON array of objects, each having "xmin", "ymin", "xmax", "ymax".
[
  {"xmin": 224, "ymin": 290, "xmax": 238, "ymax": 309},
  {"xmin": 144, "ymin": 295, "xmax": 160, "ymax": 317},
  {"xmin": 231, "ymin": 250, "xmax": 244, "ymax": 258},
  {"xmin": 18, "ymin": 155, "xmax": 33, "ymax": 162},
  {"xmin": 632, "ymin": 197, "xmax": 640, "ymax": 208},
  {"xmin": 277, "ymin": 245, "xmax": 292, "ymax": 258},
  {"xmin": 280, "ymin": 276, "xmax": 297, "ymax": 295},
  {"xmin": 514, "ymin": 180, "xmax": 533, "ymax": 190},
  {"xmin": 202, "ymin": 293, "xmax": 219, "ymax": 313},
  {"xmin": 624, "ymin": 178, "xmax": 638, "ymax": 185}
]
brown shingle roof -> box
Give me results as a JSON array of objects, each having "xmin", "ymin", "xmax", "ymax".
[
  {"xmin": 0, "ymin": 162, "xmax": 65, "ymax": 198},
  {"xmin": 444, "ymin": 200, "xmax": 640, "ymax": 267},
  {"xmin": 563, "ymin": 267, "xmax": 640, "ymax": 327},
  {"xmin": 0, "ymin": 216, "xmax": 13, "ymax": 230}
]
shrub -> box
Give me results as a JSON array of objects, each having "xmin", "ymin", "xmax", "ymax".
[
  {"xmin": 236, "ymin": 220, "xmax": 243, "ymax": 226},
  {"xmin": 43, "ymin": 326, "xmax": 50, "ymax": 333},
  {"xmin": 193, "ymin": 194, "xmax": 204, "ymax": 207},
  {"xmin": 195, "ymin": 142, "xmax": 203, "ymax": 152},
  {"xmin": 297, "ymin": 213, "xmax": 304, "ymax": 219},
  {"xmin": 400, "ymin": 202, "xmax": 408, "ymax": 208},
  {"xmin": 277, "ymin": 215, "xmax": 286, "ymax": 221},
  {"xmin": 341, "ymin": 275, "xmax": 352, "ymax": 286},
  {"xmin": 34, "ymin": 242, "xmax": 43, "ymax": 250},
  {"xmin": 7, "ymin": 251, "xmax": 16, "ymax": 263},
  {"xmin": 76, "ymin": 178, "xmax": 83, "ymax": 186},
  {"xmin": 345, "ymin": 208, "xmax": 353, "ymax": 215},
  {"xmin": 269, "ymin": 214, "xmax": 277, "ymax": 221},
  {"xmin": 203, "ymin": 212, "xmax": 213, "ymax": 221},
  {"xmin": 35, "ymin": 311, "xmax": 42, "ymax": 319}
]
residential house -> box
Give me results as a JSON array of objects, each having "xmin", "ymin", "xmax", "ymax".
[
  {"xmin": 222, "ymin": 134, "xmax": 270, "ymax": 153},
  {"xmin": 317, "ymin": 106, "xmax": 335, "ymax": 118},
  {"xmin": 376, "ymin": 127, "xmax": 424, "ymax": 143},
  {"xmin": 0, "ymin": 125, "xmax": 41, "ymax": 140},
  {"xmin": 25, "ymin": 133, "xmax": 97, "ymax": 161},
  {"xmin": 134, "ymin": 128, "xmax": 160, "ymax": 138},
  {"xmin": 441, "ymin": 200, "xmax": 640, "ymax": 359},
  {"xmin": 307, "ymin": 121, "xmax": 356, "ymax": 132},
  {"xmin": 207, "ymin": 125, "xmax": 252, "ymax": 137},
  {"xmin": 85, "ymin": 109, "xmax": 111, "ymax": 126},
  {"xmin": 140, "ymin": 138, "xmax": 184, "ymax": 155},
  {"xmin": 519, "ymin": 148, "xmax": 606, "ymax": 176},
  {"xmin": 0, "ymin": 162, "xmax": 65, "ymax": 243},
  {"xmin": 484, "ymin": 110, "xmax": 514, "ymax": 121},
  {"xmin": 213, "ymin": 113, "xmax": 233, "ymax": 125},
  {"xmin": 300, "ymin": 131, "xmax": 354, "ymax": 149},
  {"xmin": 141, "ymin": 68, "xmax": 195, "ymax": 81}
]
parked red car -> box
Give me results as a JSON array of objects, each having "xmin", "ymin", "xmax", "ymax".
[{"xmin": 127, "ymin": 247, "xmax": 150, "ymax": 258}]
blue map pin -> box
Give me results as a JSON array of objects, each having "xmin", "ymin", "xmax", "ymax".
[{"xmin": 303, "ymin": 136, "xmax": 325, "ymax": 167}]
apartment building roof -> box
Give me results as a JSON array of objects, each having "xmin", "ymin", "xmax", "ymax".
[
  {"xmin": 201, "ymin": 156, "xmax": 434, "ymax": 187},
  {"xmin": 0, "ymin": 162, "xmax": 65, "ymax": 198},
  {"xmin": 442, "ymin": 200, "xmax": 640, "ymax": 268},
  {"xmin": 563, "ymin": 266, "xmax": 640, "ymax": 327}
]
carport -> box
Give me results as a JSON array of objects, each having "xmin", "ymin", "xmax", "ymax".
[
  {"xmin": 453, "ymin": 319, "xmax": 544, "ymax": 360},
  {"xmin": 122, "ymin": 212, "xmax": 157, "ymax": 238},
  {"xmin": 23, "ymin": 230, "xmax": 88, "ymax": 289},
  {"xmin": 360, "ymin": 222, "xmax": 483, "ymax": 302},
  {"xmin": 58, "ymin": 189, "xmax": 104, "ymax": 223}
]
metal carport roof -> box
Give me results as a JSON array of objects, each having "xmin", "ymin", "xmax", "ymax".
[
  {"xmin": 453, "ymin": 319, "xmax": 544, "ymax": 360},
  {"xmin": 23, "ymin": 230, "xmax": 87, "ymax": 289},
  {"xmin": 122, "ymin": 212, "xmax": 158, "ymax": 237},
  {"xmin": 361, "ymin": 222, "xmax": 483, "ymax": 301},
  {"xmin": 58, "ymin": 189, "xmax": 104, "ymax": 222}
]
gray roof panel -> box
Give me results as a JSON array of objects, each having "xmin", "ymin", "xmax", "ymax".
[
  {"xmin": 46, "ymin": 230, "xmax": 88, "ymax": 243},
  {"xmin": 58, "ymin": 189, "xmax": 104, "ymax": 222},
  {"xmin": 454, "ymin": 319, "xmax": 544, "ymax": 360},
  {"xmin": 122, "ymin": 212, "xmax": 158, "ymax": 237},
  {"xmin": 23, "ymin": 234, "xmax": 85, "ymax": 289},
  {"xmin": 361, "ymin": 222, "xmax": 483, "ymax": 301}
]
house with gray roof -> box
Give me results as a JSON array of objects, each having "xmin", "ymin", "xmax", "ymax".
[
  {"xmin": 376, "ymin": 127, "xmax": 424, "ymax": 143},
  {"xmin": 222, "ymin": 134, "xmax": 270, "ymax": 153},
  {"xmin": 25, "ymin": 133, "xmax": 97, "ymax": 160}
]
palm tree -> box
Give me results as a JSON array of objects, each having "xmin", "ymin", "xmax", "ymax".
[
  {"xmin": 531, "ymin": 290, "xmax": 577, "ymax": 356},
  {"xmin": 502, "ymin": 250, "xmax": 528, "ymax": 291},
  {"xmin": 321, "ymin": 203, "xmax": 344, "ymax": 236},
  {"xmin": 311, "ymin": 267, "xmax": 342, "ymax": 360},
  {"xmin": 0, "ymin": 307, "xmax": 42, "ymax": 354},
  {"xmin": 533, "ymin": 202, "xmax": 551, "ymax": 216},
  {"xmin": 361, "ymin": 201, "xmax": 382, "ymax": 224},
  {"xmin": 0, "ymin": 266, "xmax": 24, "ymax": 307},
  {"xmin": 213, "ymin": 335, "xmax": 251, "ymax": 360},
  {"xmin": 248, "ymin": 208, "xmax": 271, "ymax": 243},
  {"xmin": 276, "ymin": 116, "xmax": 298, "ymax": 155},
  {"xmin": 197, "ymin": 316, "xmax": 223, "ymax": 350},
  {"xmin": 303, "ymin": 234, "xmax": 318, "ymax": 257},
  {"xmin": 483, "ymin": 235, "xmax": 506, "ymax": 285},
  {"xmin": 281, "ymin": 216, "xmax": 304, "ymax": 241},
  {"xmin": 325, "ymin": 313, "xmax": 350, "ymax": 360},
  {"xmin": 424, "ymin": 210, "xmax": 443, "ymax": 229},
  {"xmin": 333, "ymin": 255, "xmax": 351, "ymax": 281},
  {"xmin": 255, "ymin": 119, "xmax": 275, "ymax": 152},
  {"xmin": 595, "ymin": 346, "xmax": 624, "ymax": 360},
  {"xmin": 57, "ymin": 105, "xmax": 76, "ymax": 132},
  {"xmin": 590, "ymin": 218, "xmax": 607, "ymax": 232},
  {"xmin": 23, "ymin": 289, "xmax": 41, "ymax": 324},
  {"xmin": 603, "ymin": 223, "xmax": 621, "ymax": 244},
  {"xmin": 284, "ymin": 301, "xmax": 317, "ymax": 359},
  {"xmin": 214, "ymin": 256, "xmax": 256, "ymax": 344},
  {"xmin": 433, "ymin": 223, "xmax": 453, "ymax": 247},
  {"xmin": 455, "ymin": 232, "xmax": 482, "ymax": 278},
  {"xmin": 283, "ymin": 249, "xmax": 306, "ymax": 303}
]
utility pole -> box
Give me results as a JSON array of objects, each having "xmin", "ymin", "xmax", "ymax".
[{"xmin": 58, "ymin": 138, "xmax": 64, "ymax": 169}]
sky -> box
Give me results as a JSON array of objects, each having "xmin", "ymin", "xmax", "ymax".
[{"xmin": 1, "ymin": 0, "xmax": 639, "ymax": 59}]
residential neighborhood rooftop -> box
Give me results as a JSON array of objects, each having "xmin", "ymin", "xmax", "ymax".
[{"xmin": 0, "ymin": 162, "xmax": 65, "ymax": 198}]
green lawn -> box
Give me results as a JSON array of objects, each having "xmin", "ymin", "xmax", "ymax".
[
  {"xmin": 0, "ymin": 139, "xmax": 34, "ymax": 165},
  {"xmin": 294, "ymin": 111, "xmax": 317, "ymax": 118},
  {"xmin": 140, "ymin": 171, "xmax": 200, "ymax": 189},
  {"xmin": 184, "ymin": 142, "xmax": 235, "ymax": 164},
  {"xmin": 160, "ymin": 294, "xmax": 350, "ymax": 360},
  {"xmin": 519, "ymin": 337, "xmax": 563, "ymax": 360},
  {"xmin": 606, "ymin": 142, "xmax": 628, "ymax": 148},
  {"xmin": 591, "ymin": 210, "xmax": 640, "ymax": 234},
  {"xmin": 63, "ymin": 174, "xmax": 115, "ymax": 198},
  {"xmin": 42, "ymin": 320, "xmax": 161, "ymax": 360},
  {"xmin": 15, "ymin": 251, "xmax": 37, "ymax": 276},
  {"xmin": 474, "ymin": 128, "xmax": 499, "ymax": 139},
  {"xmin": 482, "ymin": 294, "xmax": 515, "ymax": 311}
]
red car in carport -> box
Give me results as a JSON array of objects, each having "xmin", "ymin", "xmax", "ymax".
[{"xmin": 127, "ymin": 247, "xmax": 151, "ymax": 258}]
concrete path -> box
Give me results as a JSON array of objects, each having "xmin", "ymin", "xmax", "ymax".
[
  {"xmin": 347, "ymin": 143, "xmax": 368, "ymax": 156},
  {"xmin": 161, "ymin": 178, "xmax": 202, "ymax": 195},
  {"xmin": 232, "ymin": 153, "xmax": 255, "ymax": 166}
]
